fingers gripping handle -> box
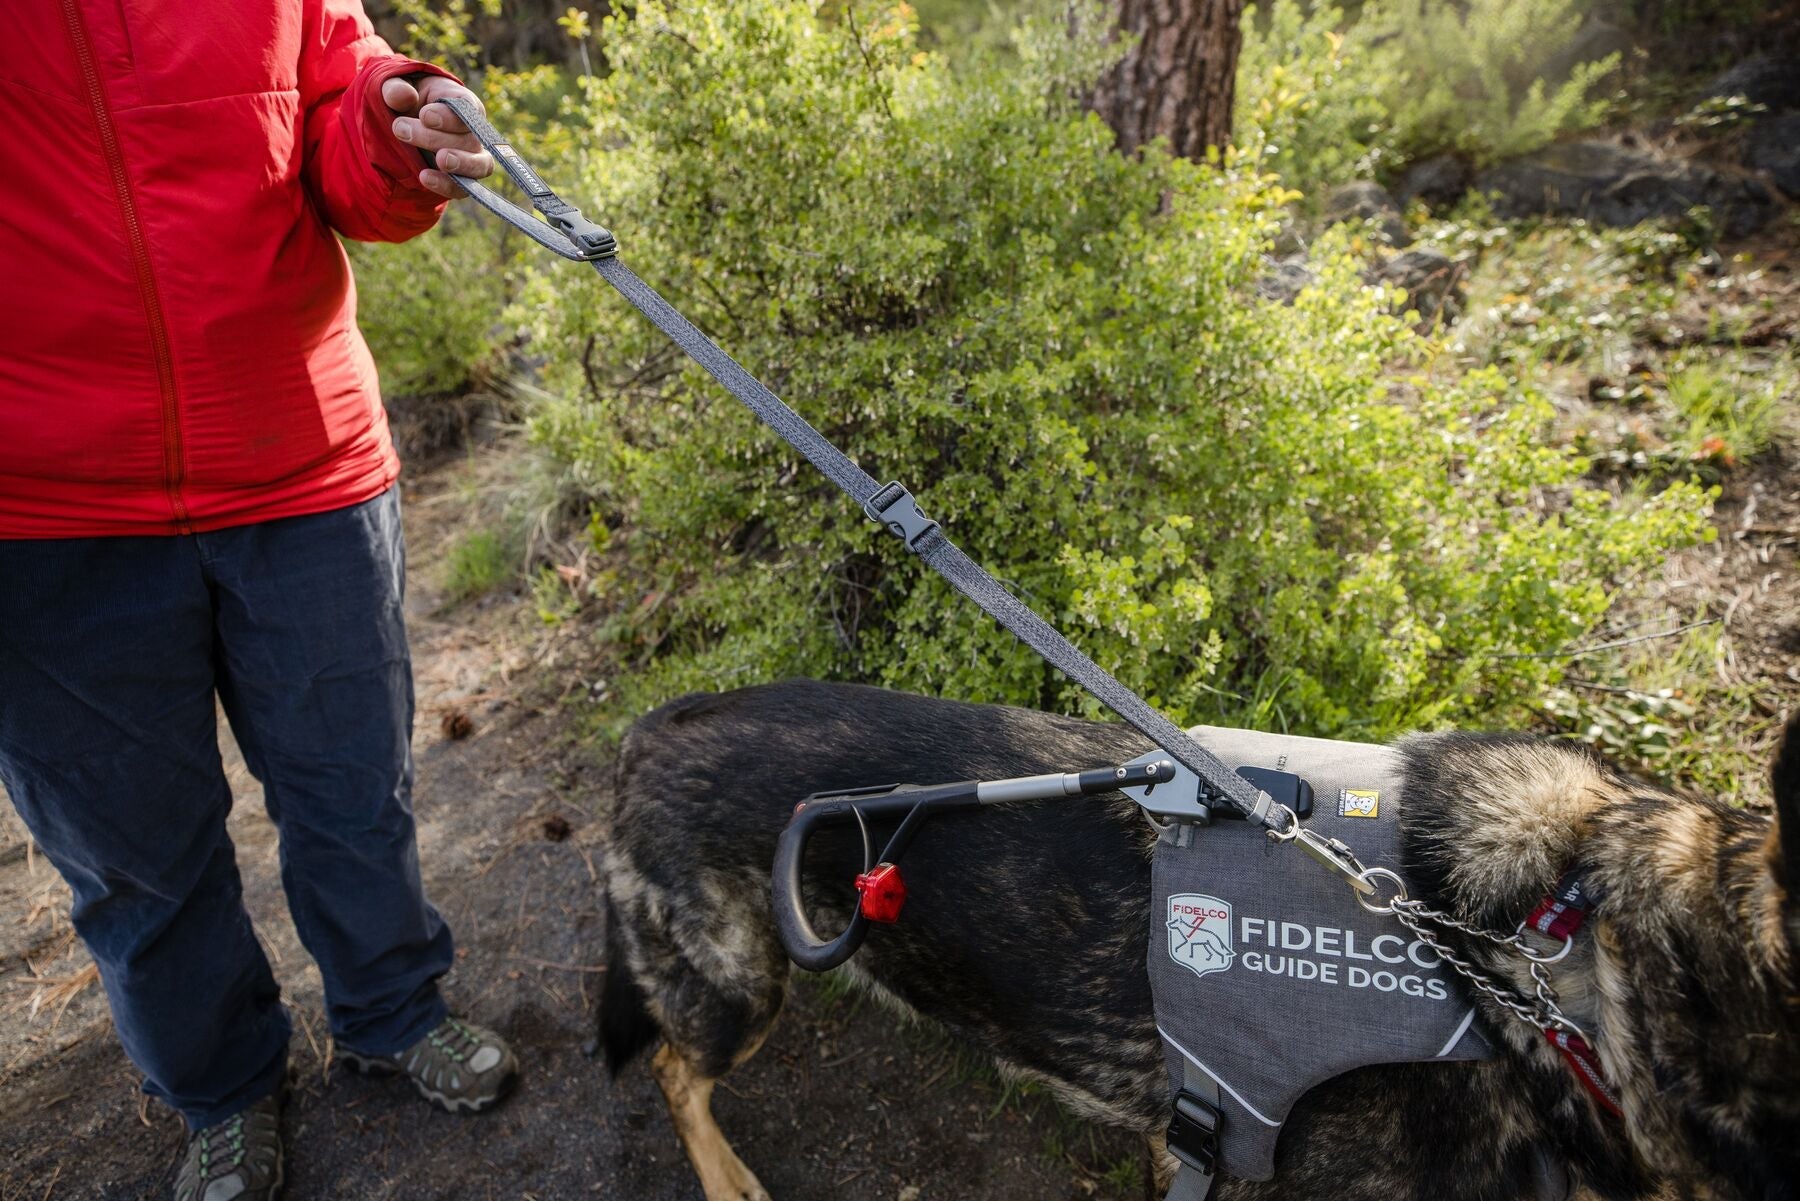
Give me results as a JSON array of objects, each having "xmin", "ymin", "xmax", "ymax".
[
  {"xmin": 429, "ymin": 94, "xmax": 617, "ymax": 262},
  {"xmin": 434, "ymin": 94, "xmax": 549, "ymax": 198},
  {"xmin": 771, "ymin": 802, "xmax": 872, "ymax": 972}
]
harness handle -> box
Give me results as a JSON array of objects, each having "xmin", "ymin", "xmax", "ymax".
[
  {"xmin": 772, "ymin": 785, "xmax": 942, "ymax": 971},
  {"xmin": 773, "ymin": 762, "xmax": 1175, "ymax": 971}
]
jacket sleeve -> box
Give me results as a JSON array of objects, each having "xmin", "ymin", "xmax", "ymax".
[{"xmin": 299, "ymin": 0, "xmax": 458, "ymax": 243}]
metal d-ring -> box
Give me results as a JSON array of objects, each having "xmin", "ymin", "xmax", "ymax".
[
  {"xmin": 1513, "ymin": 923, "xmax": 1576, "ymax": 965},
  {"xmin": 1354, "ymin": 866, "xmax": 1409, "ymax": 915}
]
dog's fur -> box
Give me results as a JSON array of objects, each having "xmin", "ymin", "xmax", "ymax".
[{"xmin": 599, "ymin": 680, "xmax": 1800, "ymax": 1201}]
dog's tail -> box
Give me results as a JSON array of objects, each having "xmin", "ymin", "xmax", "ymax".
[{"xmin": 598, "ymin": 894, "xmax": 660, "ymax": 1076}]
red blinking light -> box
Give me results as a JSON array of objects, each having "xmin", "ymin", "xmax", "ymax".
[{"xmin": 854, "ymin": 862, "xmax": 907, "ymax": 923}]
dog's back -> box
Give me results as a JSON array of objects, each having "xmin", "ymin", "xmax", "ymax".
[{"xmin": 599, "ymin": 680, "xmax": 1159, "ymax": 1094}]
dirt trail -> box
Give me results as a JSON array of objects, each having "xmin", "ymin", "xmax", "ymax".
[{"xmin": 0, "ymin": 455, "xmax": 1133, "ymax": 1201}]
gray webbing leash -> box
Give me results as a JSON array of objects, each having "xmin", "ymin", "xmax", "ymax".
[{"xmin": 430, "ymin": 97, "xmax": 1370, "ymax": 869}]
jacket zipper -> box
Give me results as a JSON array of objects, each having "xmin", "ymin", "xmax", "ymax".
[{"xmin": 60, "ymin": 0, "xmax": 192, "ymax": 532}]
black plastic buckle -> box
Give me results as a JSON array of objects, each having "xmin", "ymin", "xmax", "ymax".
[
  {"xmin": 1166, "ymin": 1089, "xmax": 1222, "ymax": 1176},
  {"xmin": 1206, "ymin": 767, "xmax": 1311, "ymax": 821},
  {"xmin": 863, "ymin": 482, "xmax": 940, "ymax": 550},
  {"xmin": 549, "ymin": 209, "xmax": 619, "ymax": 260}
]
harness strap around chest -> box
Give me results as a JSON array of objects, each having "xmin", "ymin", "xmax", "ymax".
[{"xmin": 1165, "ymin": 1064, "xmax": 1222, "ymax": 1201}]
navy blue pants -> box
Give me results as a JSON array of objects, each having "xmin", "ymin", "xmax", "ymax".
[{"xmin": 0, "ymin": 488, "xmax": 453, "ymax": 1128}]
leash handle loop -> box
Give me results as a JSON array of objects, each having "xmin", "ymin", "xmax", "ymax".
[
  {"xmin": 434, "ymin": 93, "xmax": 617, "ymax": 262},
  {"xmin": 771, "ymin": 797, "xmax": 886, "ymax": 972}
]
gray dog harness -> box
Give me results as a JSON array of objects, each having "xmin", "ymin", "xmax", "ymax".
[{"xmin": 1144, "ymin": 727, "xmax": 1495, "ymax": 1196}]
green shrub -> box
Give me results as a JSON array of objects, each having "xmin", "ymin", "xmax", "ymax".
[
  {"xmin": 1663, "ymin": 356, "xmax": 1785, "ymax": 468},
  {"xmin": 519, "ymin": 0, "xmax": 1709, "ymax": 739},
  {"xmin": 1234, "ymin": 0, "xmax": 1619, "ymax": 196},
  {"xmin": 444, "ymin": 528, "xmax": 515, "ymax": 599},
  {"xmin": 1540, "ymin": 619, "xmax": 1785, "ymax": 808},
  {"xmin": 1442, "ymin": 218, "xmax": 1684, "ymax": 369},
  {"xmin": 1356, "ymin": 0, "xmax": 1618, "ymax": 168},
  {"xmin": 382, "ymin": 0, "xmax": 501, "ymax": 73},
  {"xmin": 909, "ymin": 0, "xmax": 1049, "ymax": 57},
  {"xmin": 1235, "ymin": 0, "xmax": 1388, "ymax": 197}
]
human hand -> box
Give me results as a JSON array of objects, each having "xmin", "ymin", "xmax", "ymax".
[{"xmin": 382, "ymin": 75, "xmax": 496, "ymax": 198}]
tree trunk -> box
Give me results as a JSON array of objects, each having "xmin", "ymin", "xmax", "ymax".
[{"xmin": 1089, "ymin": 0, "xmax": 1246, "ymax": 161}]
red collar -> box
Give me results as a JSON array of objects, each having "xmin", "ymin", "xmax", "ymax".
[{"xmin": 1528, "ymin": 871, "xmax": 1622, "ymax": 1117}]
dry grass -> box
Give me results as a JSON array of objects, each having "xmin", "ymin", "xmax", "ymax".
[{"xmin": 3, "ymin": 926, "xmax": 99, "ymax": 1028}]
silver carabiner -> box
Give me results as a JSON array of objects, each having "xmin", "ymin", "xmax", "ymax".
[{"xmin": 1268, "ymin": 808, "xmax": 1375, "ymax": 895}]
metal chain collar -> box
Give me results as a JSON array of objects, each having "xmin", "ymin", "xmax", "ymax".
[
  {"xmin": 1268, "ymin": 828, "xmax": 1591, "ymax": 1043},
  {"xmin": 1381, "ymin": 894, "xmax": 1587, "ymax": 1041}
]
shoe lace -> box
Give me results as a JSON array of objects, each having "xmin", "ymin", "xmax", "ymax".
[
  {"xmin": 424, "ymin": 1016, "xmax": 483, "ymax": 1065},
  {"xmin": 192, "ymin": 1111, "xmax": 249, "ymax": 1178}
]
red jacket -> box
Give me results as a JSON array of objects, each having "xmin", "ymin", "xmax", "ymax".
[{"xmin": 0, "ymin": 1, "xmax": 454, "ymax": 539}]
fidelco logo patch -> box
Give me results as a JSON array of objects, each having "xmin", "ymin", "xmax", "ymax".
[{"xmin": 1167, "ymin": 893, "xmax": 1235, "ymax": 980}]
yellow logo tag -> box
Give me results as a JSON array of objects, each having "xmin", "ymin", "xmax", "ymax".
[{"xmin": 1339, "ymin": 789, "xmax": 1380, "ymax": 819}]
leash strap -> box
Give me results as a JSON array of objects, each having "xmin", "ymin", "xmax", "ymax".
[{"xmin": 434, "ymin": 94, "xmax": 1290, "ymax": 834}]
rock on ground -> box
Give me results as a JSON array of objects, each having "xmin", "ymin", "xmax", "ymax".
[
  {"xmin": 1257, "ymin": 254, "xmax": 1317, "ymax": 304},
  {"xmin": 1704, "ymin": 56, "xmax": 1800, "ymax": 113},
  {"xmin": 1476, "ymin": 140, "xmax": 1779, "ymax": 239},
  {"xmin": 1397, "ymin": 155, "xmax": 1474, "ymax": 212},
  {"xmin": 1255, "ymin": 246, "xmax": 1465, "ymax": 329},
  {"xmin": 1368, "ymin": 248, "xmax": 1466, "ymax": 327},
  {"xmin": 1745, "ymin": 112, "xmax": 1800, "ymax": 201},
  {"xmin": 1323, "ymin": 181, "xmax": 1410, "ymax": 246}
]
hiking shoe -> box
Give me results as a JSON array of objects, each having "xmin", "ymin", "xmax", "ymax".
[
  {"xmin": 174, "ymin": 1091, "xmax": 283, "ymax": 1201},
  {"xmin": 341, "ymin": 1014, "xmax": 518, "ymax": 1114}
]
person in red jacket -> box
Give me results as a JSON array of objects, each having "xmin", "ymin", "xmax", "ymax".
[{"xmin": 0, "ymin": 4, "xmax": 522, "ymax": 1197}]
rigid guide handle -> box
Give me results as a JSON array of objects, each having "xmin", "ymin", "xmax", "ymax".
[
  {"xmin": 772, "ymin": 762, "xmax": 1177, "ymax": 971},
  {"xmin": 771, "ymin": 796, "xmax": 870, "ymax": 973},
  {"xmin": 772, "ymin": 784, "xmax": 952, "ymax": 972}
]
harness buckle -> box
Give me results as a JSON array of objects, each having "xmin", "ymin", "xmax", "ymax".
[
  {"xmin": 1166, "ymin": 1089, "xmax": 1223, "ymax": 1176},
  {"xmin": 863, "ymin": 482, "xmax": 940, "ymax": 550}
]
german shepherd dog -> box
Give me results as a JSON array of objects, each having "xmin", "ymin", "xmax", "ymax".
[{"xmin": 598, "ymin": 680, "xmax": 1800, "ymax": 1201}]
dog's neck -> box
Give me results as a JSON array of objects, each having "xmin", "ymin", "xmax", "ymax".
[
  {"xmin": 1403, "ymin": 733, "xmax": 1797, "ymax": 1190},
  {"xmin": 1403, "ymin": 735, "xmax": 1782, "ymax": 962}
]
